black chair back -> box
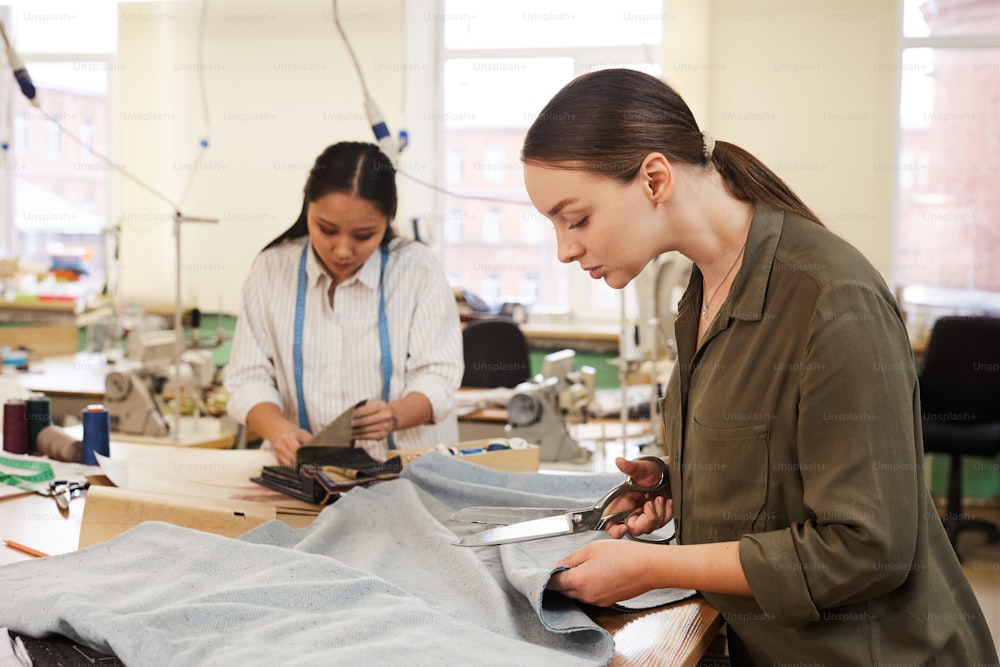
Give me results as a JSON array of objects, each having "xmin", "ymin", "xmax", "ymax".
[
  {"xmin": 461, "ymin": 317, "xmax": 532, "ymax": 388},
  {"xmin": 920, "ymin": 316, "xmax": 1000, "ymax": 424}
]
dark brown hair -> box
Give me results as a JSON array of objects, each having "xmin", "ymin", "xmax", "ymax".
[
  {"xmin": 264, "ymin": 141, "xmax": 398, "ymax": 251},
  {"xmin": 522, "ymin": 69, "xmax": 822, "ymax": 225}
]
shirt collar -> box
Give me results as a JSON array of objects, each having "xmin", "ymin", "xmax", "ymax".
[
  {"xmin": 675, "ymin": 202, "xmax": 784, "ymax": 325},
  {"xmin": 727, "ymin": 202, "xmax": 784, "ymax": 322},
  {"xmin": 303, "ymin": 237, "xmax": 386, "ymax": 291}
]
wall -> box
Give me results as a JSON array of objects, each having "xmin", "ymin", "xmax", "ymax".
[
  {"xmin": 114, "ymin": 0, "xmax": 901, "ymax": 310},
  {"xmin": 664, "ymin": 0, "xmax": 900, "ymax": 276},
  {"xmin": 662, "ymin": 3, "xmax": 1000, "ymax": 499},
  {"xmin": 115, "ymin": 0, "xmax": 405, "ymax": 313}
]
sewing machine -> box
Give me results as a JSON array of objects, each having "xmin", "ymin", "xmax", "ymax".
[
  {"xmin": 104, "ymin": 330, "xmax": 216, "ymax": 436},
  {"xmin": 505, "ymin": 349, "xmax": 595, "ymax": 463}
]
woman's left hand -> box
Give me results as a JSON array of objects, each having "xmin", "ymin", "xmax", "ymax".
[
  {"xmin": 351, "ymin": 400, "xmax": 396, "ymax": 441},
  {"xmin": 548, "ymin": 539, "xmax": 665, "ymax": 607}
]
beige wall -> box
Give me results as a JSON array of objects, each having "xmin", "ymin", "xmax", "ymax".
[
  {"xmin": 114, "ymin": 0, "xmax": 902, "ymax": 312},
  {"xmin": 664, "ymin": 0, "xmax": 901, "ymax": 277},
  {"xmin": 116, "ymin": 0, "xmax": 405, "ymax": 312}
]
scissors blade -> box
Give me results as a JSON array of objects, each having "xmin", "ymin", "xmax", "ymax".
[
  {"xmin": 449, "ymin": 506, "xmax": 571, "ymax": 525},
  {"xmin": 51, "ymin": 485, "xmax": 71, "ymax": 511},
  {"xmin": 452, "ymin": 513, "xmax": 576, "ymax": 547}
]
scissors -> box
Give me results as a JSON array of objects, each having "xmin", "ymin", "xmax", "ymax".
[
  {"xmin": 48, "ymin": 480, "xmax": 89, "ymax": 512},
  {"xmin": 450, "ymin": 456, "xmax": 672, "ymax": 547}
]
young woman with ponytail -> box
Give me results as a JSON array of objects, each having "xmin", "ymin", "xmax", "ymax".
[{"xmin": 522, "ymin": 69, "xmax": 995, "ymax": 665}]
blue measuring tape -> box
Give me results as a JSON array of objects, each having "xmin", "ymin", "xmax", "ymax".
[
  {"xmin": 294, "ymin": 241, "xmax": 395, "ymax": 448},
  {"xmin": 376, "ymin": 244, "xmax": 395, "ymax": 450}
]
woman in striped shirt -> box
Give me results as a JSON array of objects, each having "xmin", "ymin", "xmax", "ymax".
[{"xmin": 225, "ymin": 142, "xmax": 463, "ymax": 464}]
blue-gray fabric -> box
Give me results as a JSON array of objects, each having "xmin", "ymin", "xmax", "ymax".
[{"xmin": 0, "ymin": 453, "xmax": 693, "ymax": 666}]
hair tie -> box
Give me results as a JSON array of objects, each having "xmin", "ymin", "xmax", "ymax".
[{"xmin": 701, "ymin": 130, "xmax": 715, "ymax": 161}]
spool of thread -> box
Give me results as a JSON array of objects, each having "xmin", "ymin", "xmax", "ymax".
[
  {"xmin": 26, "ymin": 396, "xmax": 52, "ymax": 455},
  {"xmin": 36, "ymin": 424, "xmax": 83, "ymax": 463},
  {"xmin": 81, "ymin": 404, "xmax": 111, "ymax": 465},
  {"xmin": 2, "ymin": 399, "xmax": 28, "ymax": 455}
]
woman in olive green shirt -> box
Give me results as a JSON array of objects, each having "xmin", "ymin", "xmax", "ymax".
[{"xmin": 522, "ymin": 69, "xmax": 997, "ymax": 666}]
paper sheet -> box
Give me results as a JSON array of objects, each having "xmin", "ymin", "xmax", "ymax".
[
  {"xmin": 95, "ymin": 444, "xmax": 317, "ymax": 518},
  {"xmin": 96, "ymin": 443, "xmax": 281, "ymax": 502}
]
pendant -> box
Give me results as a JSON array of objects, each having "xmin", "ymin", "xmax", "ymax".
[{"xmin": 701, "ymin": 307, "xmax": 709, "ymax": 320}]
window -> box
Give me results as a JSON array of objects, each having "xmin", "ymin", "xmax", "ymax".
[
  {"xmin": 519, "ymin": 274, "xmax": 539, "ymax": 304},
  {"xmin": 80, "ymin": 119, "xmax": 94, "ymax": 161},
  {"xmin": 519, "ymin": 207, "xmax": 544, "ymax": 244},
  {"xmin": 894, "ymin": 0, "xmax": 1000, "ymax": 321},
  {"xmin": 12, "ymin": 111, "xmax": 27, "ymax": 156},
  {"xmin": 482, "ymin": 208, "xmax": 501, "ymax": 243},
  {"xmin": 0, "ymin": 5, "xmax": 116, "ymax": 301},
  {"xmin": 47, "ymin": 117, "xmax": 61, "ymax": 159},
  {"xmin": 482, "ymin": 274, "xmax": 500, "ymax": 306},
  {"xmin": 446, "ymin": 146, "xmax": 463, "ymax": 182},
  {"xmin": 422, "ymin": 0, "xmax": 663, "ymax": 321},
  {"xmin": 443, "ymin": 208, "xmax": 463, "ymax": 243},
  {"xmin": 480, "ymin": 145, "xmax": 505, "ymax": 184}
]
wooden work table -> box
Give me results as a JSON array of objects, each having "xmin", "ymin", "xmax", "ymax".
[
  {"xmin": 521, "ymin": 321, "xmax": 621, "ymax": 355},
  {"xmin": 0, "ymin": 488, "xmax": 722, "ymax": 666}
]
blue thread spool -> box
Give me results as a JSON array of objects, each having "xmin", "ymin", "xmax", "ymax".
[{"xmin": 81, "ymin": 404, "xmax": 110, "ymax": 465}]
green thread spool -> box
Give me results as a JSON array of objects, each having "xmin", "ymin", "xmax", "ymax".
[{"xmin": 26, "ymin": 396, "xmax": 52, "ymax": 455}]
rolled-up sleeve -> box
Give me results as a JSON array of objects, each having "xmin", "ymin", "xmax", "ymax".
[
  {"xmin": 399, "ymin": 257, "xmax": 463, "ymax": 422},
  {"xmin": 739, "ymin": 280, "xmax": 920, "ymax": 626},
  {"xmin": 224, "ymin": 259, "xmax": 284, "ymax": 423}
]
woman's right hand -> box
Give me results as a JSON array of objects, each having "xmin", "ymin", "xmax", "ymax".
[
  {"xmin": 270, "ymin": 425, "xmax": 313, "ymax": 466},
  {"xmin": 604, "ymin": 456, "xmax": 673, "ymax": 539},
  {"xmin": 246, "ymin": 404, "xmax": 313, "ymax": 467}
]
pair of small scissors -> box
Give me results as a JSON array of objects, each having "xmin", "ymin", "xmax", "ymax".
[
  {"xmin": 48, "ymin": 480, "xmax": 89, "ymax": 512},
  {"xmin": 450, "ymin": 456, "xmax": 672, "ymax": 547}
]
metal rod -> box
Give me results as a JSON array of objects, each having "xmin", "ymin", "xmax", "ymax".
[{"xmin": 173, "ymin": 212, "xmax": 182, "ymax": 440}]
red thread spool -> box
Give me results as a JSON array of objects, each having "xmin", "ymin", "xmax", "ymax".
[{"xmin": 3, "ymin": 399, "xmax": 29, "ymax": 455}]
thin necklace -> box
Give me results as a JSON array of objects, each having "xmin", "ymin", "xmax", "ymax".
[{"xmin": 701, "ymin": 244, "xmax": 746, "ymax": 320}]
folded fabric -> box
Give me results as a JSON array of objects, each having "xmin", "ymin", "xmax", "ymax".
[
  {"xmin": 0, "ymin": 628, "xmax": 30, "ymax": 667},
  {"xmin": 0, "ymin": 452, "xmax": 694, "ymax": 666}
]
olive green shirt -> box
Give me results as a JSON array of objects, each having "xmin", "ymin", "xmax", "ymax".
[{"xmin": 663, "ymin": 204, "xmax": 998, "ymax": 665}]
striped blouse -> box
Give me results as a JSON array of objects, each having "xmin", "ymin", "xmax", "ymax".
[{"xmin": 225, "ymin": 236, "xmax": 463, "ymax": 460}]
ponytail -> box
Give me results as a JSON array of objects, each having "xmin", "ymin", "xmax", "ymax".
[{"xmin": 522, "ymin": 69, "xmax": 822, "ymax": 225}]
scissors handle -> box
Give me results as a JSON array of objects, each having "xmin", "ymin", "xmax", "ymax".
[
  {"xmin": 48, "ymin": 480, "xmax": 89, "ymax": 511},
  {"xmin": 594, "ymin": 509, "xmax": 637, "ymax": 531},
  {"xmin": 591, "ymin": 455, "xmax": 670, "ymax": 513},
  {"xmin": 623, "ymin": 455, "xmax": 670, "ymax": 492}
]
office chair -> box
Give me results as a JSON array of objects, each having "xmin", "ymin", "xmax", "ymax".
[
  {"xmin": 461, "ymin": 317, "xmax": 532, "ymax": 388},
  {"xmin": 919, "ymin": 315, "xmax": 1000, "ymax": 551}
]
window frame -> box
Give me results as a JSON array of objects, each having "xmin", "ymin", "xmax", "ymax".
[
  {"xmin": 891, "ymin": 5, "xmax": 1000, "ymax": 309},
  {"xmin": 0, "ymin": 13, "xmax": 117, "ymax": 290},
  {"xmin": 405, "ymin": 0, "xmax": 660, "ymax": 325}
]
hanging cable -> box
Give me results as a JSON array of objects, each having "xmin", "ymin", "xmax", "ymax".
[
  {"xmin": 1, "ymin": 16, "xmax": 182, "ymax": 213},
  {"xmin": 176, "ymin": 0, "xmax": 212, "ymax": 211},
  {"xmin": 332, "ymin": 0, "xmax": 404, "ymax": 161},
  {"xmin": 329, "ymin": 1, "xmax": 526, "ymax": 206},
  {"xmin": 331, "ymin": 0, "xmax": 370, "ymax": 101},
  {"xmin": 400, "ymin": 171, "xmax": 530, "ymax": 206}
]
